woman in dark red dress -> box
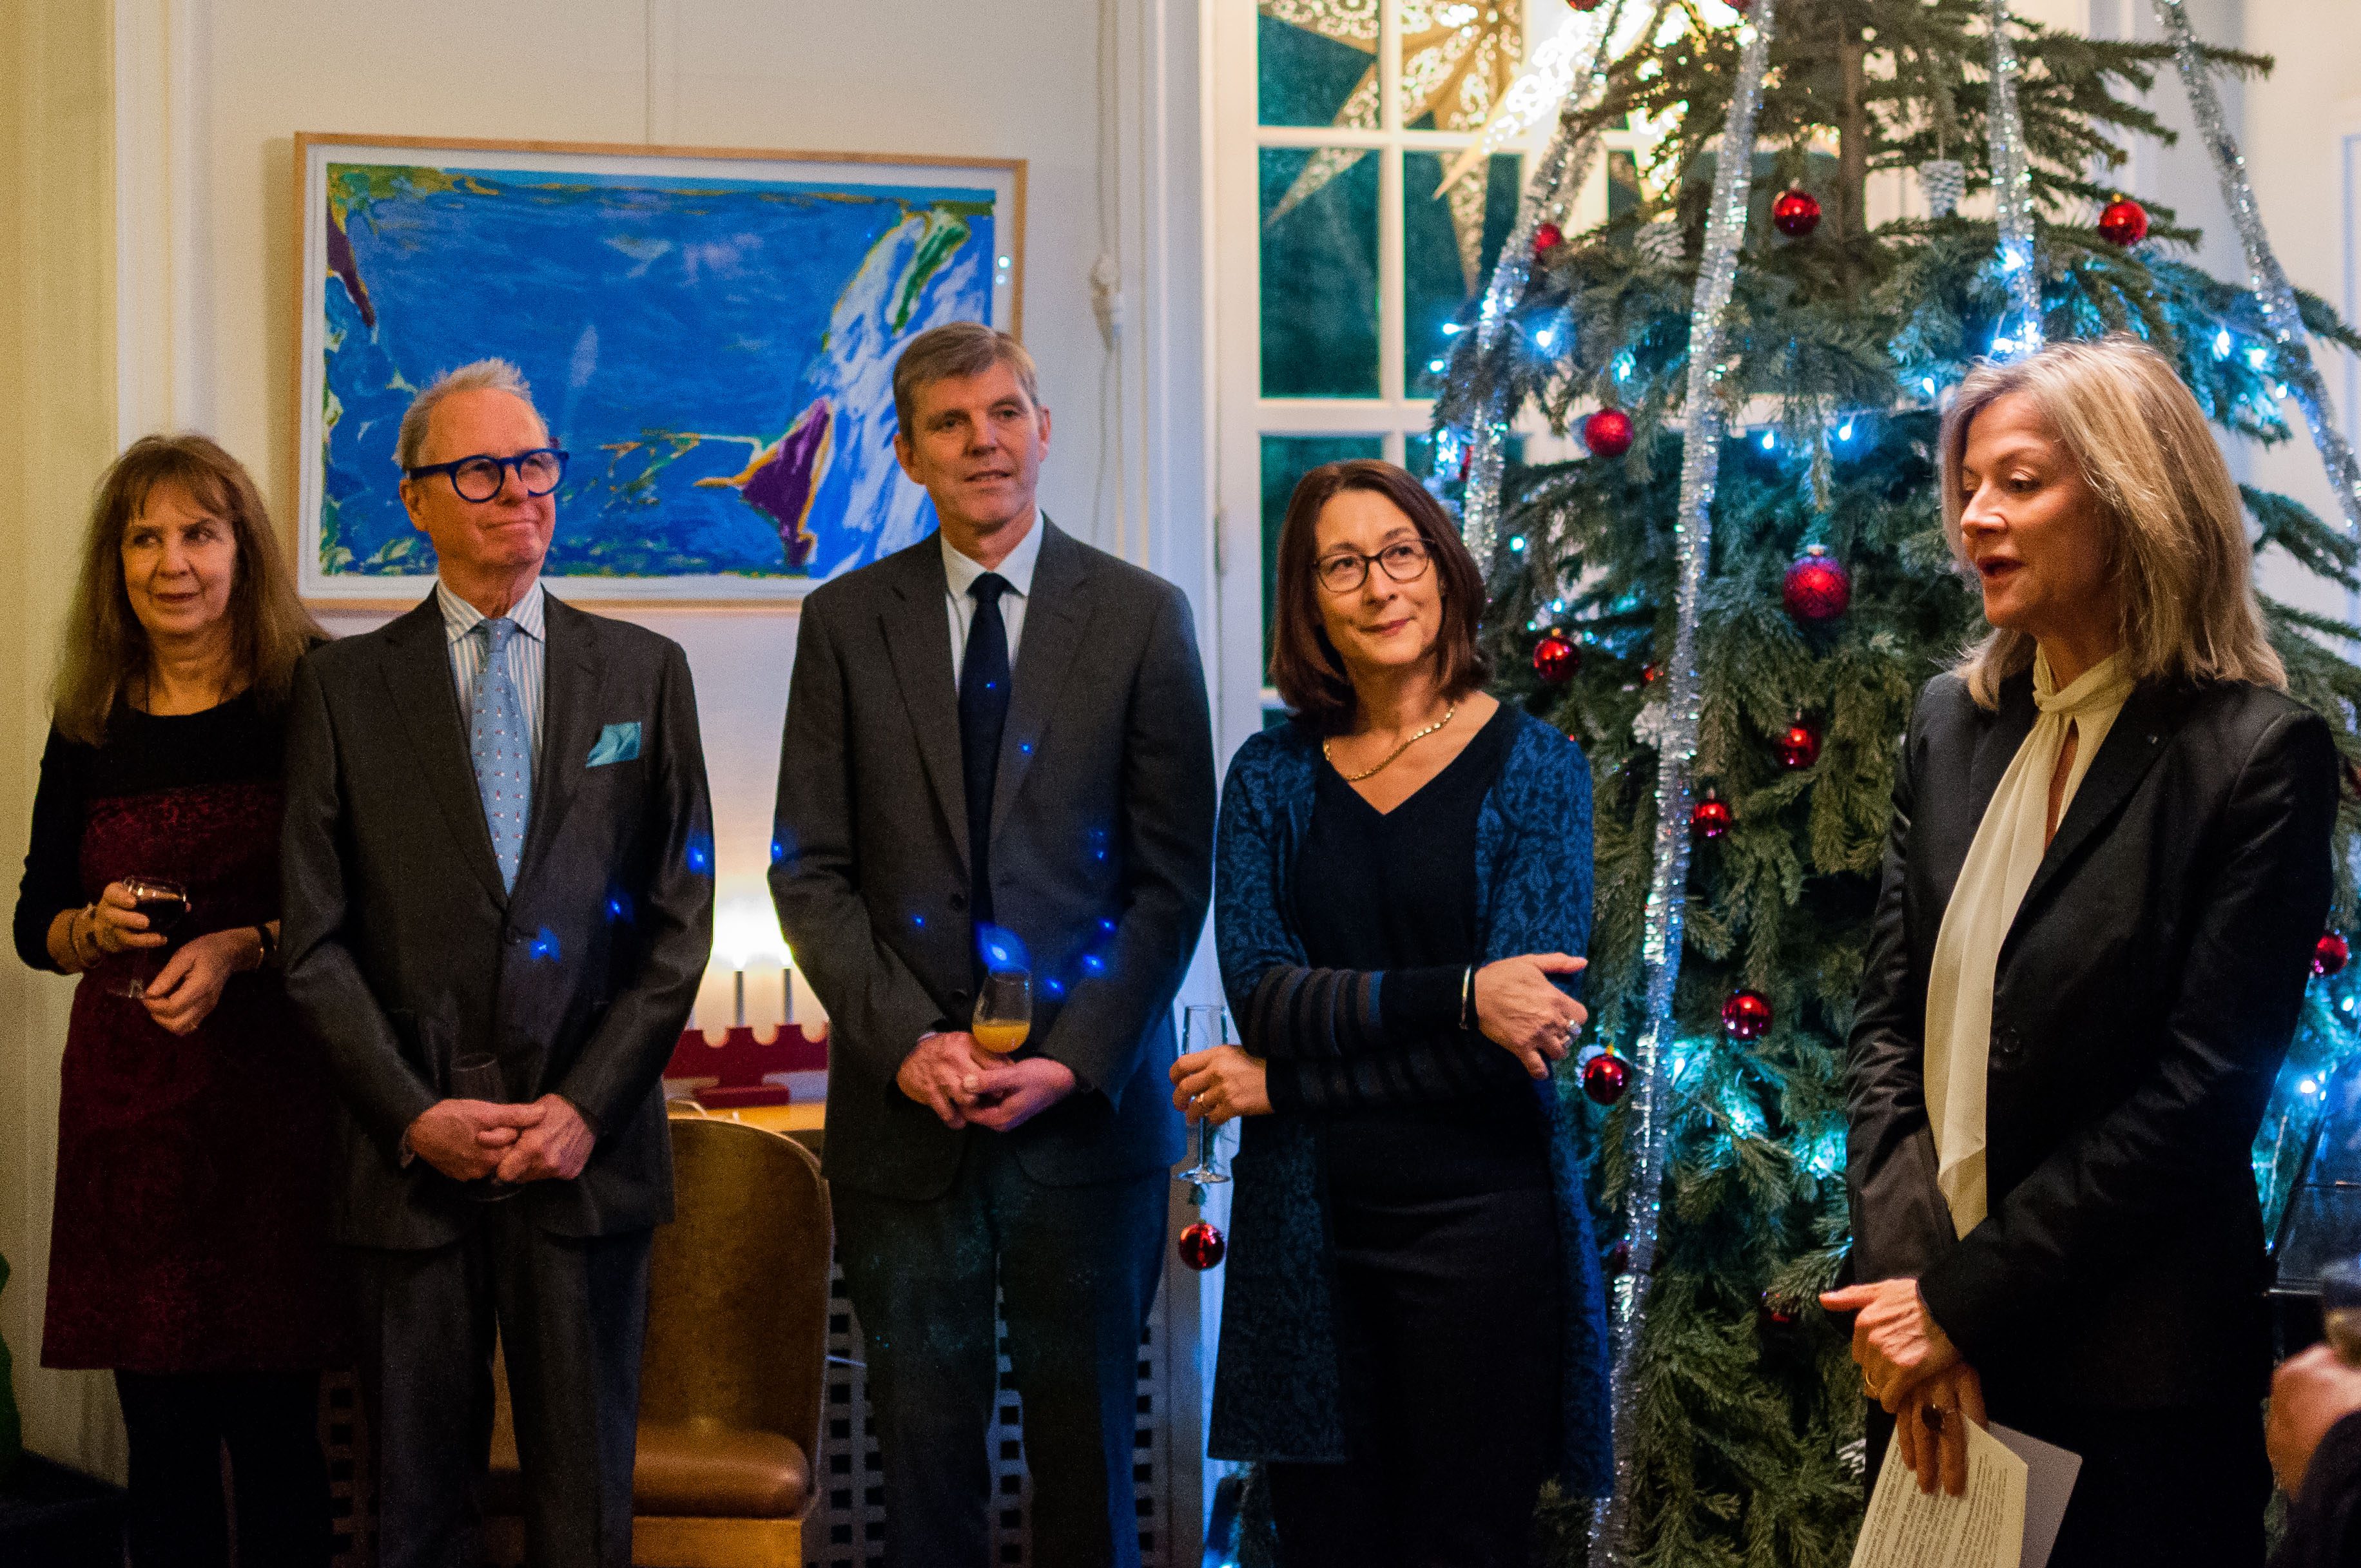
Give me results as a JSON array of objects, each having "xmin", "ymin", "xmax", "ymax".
[{"xmin": 12, "ymin": 434, "xmax": 342, "ymax": 1567}]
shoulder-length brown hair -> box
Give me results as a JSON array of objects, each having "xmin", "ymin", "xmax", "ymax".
[
  {"xmin": 1269, "ymin": 459, "xmax": 1493, "ymax": 732},
  {"xmin": 1941, "ymin": 334, "xmax": 2282, "ymax": 708},
  {"xmin": 52, "ymin": 434, "xmax": 326, "ymax": 744}
]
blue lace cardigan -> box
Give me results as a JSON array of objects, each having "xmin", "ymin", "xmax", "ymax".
[{"xmin": 1208, "ymin": 708, "xmax": 1612, "ymax": 1495}]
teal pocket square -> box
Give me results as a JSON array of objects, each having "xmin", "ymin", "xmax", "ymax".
[{"xmin": 587, "ymin": 722, "xmax": 641, "ymax": 766}]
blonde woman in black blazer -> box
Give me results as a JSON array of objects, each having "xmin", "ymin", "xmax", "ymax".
[{"xmin": 1825, "ymin": 336, "xmax": 2337, "ymax": 1568}]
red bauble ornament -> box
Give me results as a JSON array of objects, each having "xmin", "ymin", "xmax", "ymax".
[
  {"xmin": 1178, "ymin": 1221, "xmax": 1227, "ymax": 1270},
  {"xmin": 1568, "ymin": 0, "xmax": 1608, "ymax": 9},
  {"xmin": 1760, "ymin": 1291, "xmax": 1800, "ymax": 1328},
  {"xmin": 1582, "ymin": 1051, "xmax": 1631, "ymax": 1106},
  {"xmin": 1583, "ymin": 407, "xmax": 1635, "ymax": 459},
  {"xmin": 1532, "ymin": 222, "xmax": 1565, "ymax": 257},
  {"xmin": 1772, "ymin": 189, "xmax": 1822, "ymax": 238},
  {"xmin": 1783, "ymin": 545, "xmax": 1852, "ymax": 623},
  {"xmin": 1640, "ymin": 663, "xmax": 1660, "ymax": 684},
  {"xmin": 1691, "ymin": 791, "xmax": 1733, "ymax": 840},
  {"xmin": 1722, "ymin": 989, "xmax": 1774, "ymax": 1041},
  {"xmin": 1776, "ymin": 721, "xmax": 1821, "ymax": 770},
  {"xmin": 2315, "ymin": 931, "xmax": 2351, "ymax": 978},
  {"xmin": 1533, "ymin": 631, "xmax": 1580, "ymax": 684},
  {"xmin": 2097, "ymin": 197, "xmax": 2150, "ymax": 247}
]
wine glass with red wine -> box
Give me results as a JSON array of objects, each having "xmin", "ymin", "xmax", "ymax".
[{"xmin": 112, "ymin": 876, "xmax": 189, "ymax": 1000}]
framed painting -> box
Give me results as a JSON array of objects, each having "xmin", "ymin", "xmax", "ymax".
[{"xmin": 289, "ymin": 133, "xmax": 1025, "ymax": 606}]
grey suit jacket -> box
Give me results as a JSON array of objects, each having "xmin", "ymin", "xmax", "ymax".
[
  {"xmin": 282, "ymin": 592, "xmax": 715, "ymax": 1248},
  {"xmin": 770, "ymin": 521, "xmax": 1216, "ymax": 1197}
]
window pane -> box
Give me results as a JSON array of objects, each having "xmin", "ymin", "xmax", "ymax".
[
  {"xmin": 1404, "ymin": 151, "xmax": 1519, "ymax": 392},
  {"xmin": 1262, "ymin": 434, "xmax": 1385, "ymax": 670},
  {"xmin": 1399, "ymin": 1, "xmax": 1521, "ymax": 131},
  {"xmin": 1261, "ymin": 148, "xmax": 1381, "ymax": 398},
  {"xmin": 1607, "ymin": 148, "xmax": 1642, "ymax": 218},
  {"xmin": 1258, "ymin": 3, "xmax": 1376, "ymax": 129}
]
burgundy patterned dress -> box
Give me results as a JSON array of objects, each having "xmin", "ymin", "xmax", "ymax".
[{"xmin": 12, "ymin": 693, "xmax": 345, "ymax": 1371}]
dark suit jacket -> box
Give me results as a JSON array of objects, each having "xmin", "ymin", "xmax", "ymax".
[
  {"xmin": 1847, "ymin": 668, "xmax": 2337, "ymax": 1409},
  {"xmin": 770, "ymin": 521, "xmax": 1216, "ymax": 1198},
  {"xmin": 282, "ymin": 592, "xmax": 715, "ymax": 1248}
]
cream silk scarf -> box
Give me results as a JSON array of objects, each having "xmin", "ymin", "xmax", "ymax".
[{"xmin": 1923, "ymin": 648, "xmax": 2133, "ymax": 1237}]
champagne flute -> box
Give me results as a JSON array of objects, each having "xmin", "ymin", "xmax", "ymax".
[
  {"xmin": 112, "ymin": 876, "xmax": 189, "ymax": 1000},
  {"xmin": 1171, "ymin": 1003, "xmax": 1232, "ymax": 1192},
  {"xmin": 447, "ymin": 1052, "xmax": 520, "ymax": 1203},
  {"xmin": 972, "ymin": 969, "xmax": 1032, "ymax": 1055}
]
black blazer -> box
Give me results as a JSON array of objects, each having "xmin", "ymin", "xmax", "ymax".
[
  {"xmin": 282, "ymin": 593, "xmax": 715, "ymax": 1248},
  {"xmin": 1847, "ymin": 668, "xmax": 2337, "ymax": 1409},
  {"xmin": 770, "ymin": 522, "xmax": 1216, "ymax": 1199}
]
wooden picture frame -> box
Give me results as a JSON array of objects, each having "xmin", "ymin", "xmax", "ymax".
[{"xmin": 289, "ymin": 132, "xmax": 1026, "ymax": 609}]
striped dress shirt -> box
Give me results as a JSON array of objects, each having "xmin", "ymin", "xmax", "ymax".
[{"xmin": 436, "ymin": 578, "xmax": 547, "ymax": 760}]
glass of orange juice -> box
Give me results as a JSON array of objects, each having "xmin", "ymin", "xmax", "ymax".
[{"xmin": 973, "ymin": 969, "xmax": 1032, "ymax": 1055}]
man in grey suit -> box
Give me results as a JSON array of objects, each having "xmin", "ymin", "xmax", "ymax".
[
  {"xmin": 772, "ymin": 324, "xmax": 1214, "ymax": 1567},
  {"xmin": 282, "ymin": 360, "xmax": 715, "ymax": 1568}
]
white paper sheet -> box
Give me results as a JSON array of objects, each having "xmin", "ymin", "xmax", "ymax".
[{"xmin": 1849, "ymin": 1420, "xmax": 2027, "ymax": 1568}]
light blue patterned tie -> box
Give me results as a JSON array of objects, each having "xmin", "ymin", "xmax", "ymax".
[{"xmin": 469, "ymin": 618, "xmax": 532, "ymax": 891}]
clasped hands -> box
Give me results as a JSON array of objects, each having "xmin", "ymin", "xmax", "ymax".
[
  {"xmin": 407, "ymin": 1093, "xmax": 594, "ymax": 1185},
  {"xmin": 1820, "ymin": 1277, "xmax": 1983, "ymax": 1498},
  {"xmin": 897, "ymin": 1031, "xmax": 1076, "ymax": 1133}
]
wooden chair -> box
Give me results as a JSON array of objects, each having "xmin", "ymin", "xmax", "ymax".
[{"xmin": 486, "ymin": 1114, "xmax": 831, "ymax": 1566}]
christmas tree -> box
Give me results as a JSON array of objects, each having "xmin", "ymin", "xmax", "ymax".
[{"xmin": 1430, "ymin": 3, "xmax": 2361, "ymax": 1563}]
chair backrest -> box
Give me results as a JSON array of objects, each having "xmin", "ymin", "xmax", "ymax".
[{"xmin": 639, "ymin": 1116, "xmax": 831, "ymax": 1465}]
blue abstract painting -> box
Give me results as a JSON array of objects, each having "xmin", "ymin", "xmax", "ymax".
[{"xmin": 295, "ymin": 140, "xmax": 1020, "ymax": 600}]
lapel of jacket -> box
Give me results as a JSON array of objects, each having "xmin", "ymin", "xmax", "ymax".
[
  {"xmin": 878, "ymin": 537, "xmax": 971, "ymax": 868},
  {"xmin": 989, "ymin": 519, "xmax": 1093, "ymax": 842},
  {"xmin": 2011, "ymin": 680, "xmax": 2185, "ymax": 928},
  {"xmin": 516, "ymin": 592, "xmax": 605, "ymax": 890},
  {"xmin": 378, "ymin": 592, "xmax": 507, "ymax": 906},
  {"xmin": 1930, "ymin": 674, "xmax": 2039, "ymax": 913}
]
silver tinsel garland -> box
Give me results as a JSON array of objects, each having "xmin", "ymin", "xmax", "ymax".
[
  {"xmin": 1589, "ymin": 3, "xmax": 1779, "ymax": 1562},
  {"xmin": 1452, "ymin": 0, "xmax": 1637, "ymax": 566},
  {"xmin": 2150, "ymin": 0, "xmax": 2361, "ymax": 537},
  {"xmin": 1987, "ymin": 0, "xmax": 2043, "ymax": 360}
]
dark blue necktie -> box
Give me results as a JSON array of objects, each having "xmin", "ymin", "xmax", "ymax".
[{"xmin": 959, "ymin": 573, "xmax": 1013, "ymax": 938}]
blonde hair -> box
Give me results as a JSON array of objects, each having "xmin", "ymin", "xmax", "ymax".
[
  {"xmin": 53, "ymin": 434, "xmax": 326, "ymax": 744},
  {"xmin": 1941, "ymin": 334, "xmax": 2284, "ymax": 708},
  {"xmin": 891, "ymin": 323, "xmax": 1040, "ymax": 436},
  {"xmin": 395, "ymin": 358, "xmax": 542, "ymax": 469}
]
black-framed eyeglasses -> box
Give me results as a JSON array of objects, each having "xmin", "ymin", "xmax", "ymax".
[
  {"xmin": 1315, "ymin": 539, "xmax": 1433, "ymax": 594},
  {"xmin": 404, "ymin": 448, "xmax": 569, "ymax": 503}
]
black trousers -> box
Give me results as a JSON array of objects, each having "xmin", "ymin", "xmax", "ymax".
[
  {"xmin": 112, "ymin": 1370, "xmax": 331, "ymax": 1568},
  {"xmin": 833, "ymin": 1134, "xmax": 1167, "ymax": 1568},
  {"xmin": 1867, "ymin": 1396, "xmax": 2270, "ymax": 1568},
  {"xmin": 1268, "ymin": 1186, "xmax": 1562, "ymax": 1568},
  {"xmin": 349, "ymin": 1204, "xmax": 653, "ymax": 1568}
]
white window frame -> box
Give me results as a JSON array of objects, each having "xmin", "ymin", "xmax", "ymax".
[{"xmin": 1207, "ymin": 0, "xmax": 1633, "ymax": 739}]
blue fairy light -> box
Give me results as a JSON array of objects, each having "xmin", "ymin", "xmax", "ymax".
[
  {"xmin": 2213, "ymin": 329, "xmax": 2235, "ymax": 360},
  {"xmin": 1613, "ymin": 352, "xmax": 1635, "ymax": 383},
  {"xmin": 1428, "ymin": 357, "xmax": 1449, "ymax": 373},
  {"xmin": 2247, "ymin": 345, "xmax": 2270, "ymax": 370},
  {"xmin": 1533, "ymin": 327, "xmax": 1557, "ymax": 350},
  {"xmin": 1921, "ymin": 376, "xmax": 1938, "ymax": 396},
  {"xmin": 1760, "ymin": 430, "xmax": 1776, "ymax": 451},
  {"xmin": 2301, "ymin": 1077, "xmax": 2322, "ymax": 1097},
  {"xmin": 530, "ymin": 927, "xmax": 562, "ymax": 963},
  {"xmin": 1441, "ymin": 320, "xmax": 1465, "ymax": 336},
  {"xmin": 1509, "ymin": 536, "xmax": 1528, "ymax": 553},
  {"xmin": 1836, "ymin": 420, "xmax": 1855, "ymax": 441}
]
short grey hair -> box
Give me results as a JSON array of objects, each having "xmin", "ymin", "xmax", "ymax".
[
  {"xmin": 891, "ymin": 324, "xmax": 1040, "ymax": 437},
  {"xmin": 395, "ymin": 358, "xmax": 544, "ymax": 469}
]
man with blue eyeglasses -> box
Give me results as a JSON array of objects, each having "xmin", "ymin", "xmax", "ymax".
[{"xmin": 282, "ymin": 360, "xmax": 715, "ymax": 1567}]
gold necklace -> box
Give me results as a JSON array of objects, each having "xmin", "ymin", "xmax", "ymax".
[{"xmin": 1324, "ymin": 703, "xmax": 1458, "ymax": 783}]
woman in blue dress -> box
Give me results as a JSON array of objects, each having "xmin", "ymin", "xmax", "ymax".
[{"xmin": 1172, "ymin": 459, "xmax": 1611, "ymax": 1567}]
